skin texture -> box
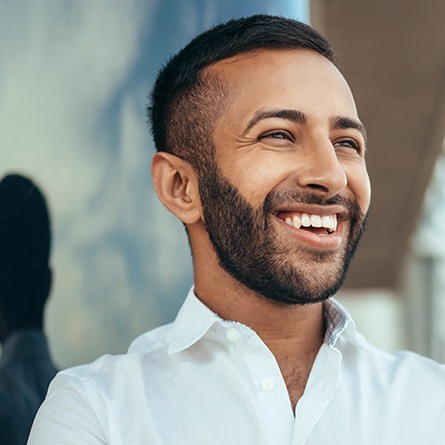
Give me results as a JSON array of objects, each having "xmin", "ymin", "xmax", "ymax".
[
  {"xmin": 151, "ymin": 49, "xmax": 371, "ymax": 408},
  {"xmin": 196, "ymin": 159, "xmax": 367, "ymax": 307}
]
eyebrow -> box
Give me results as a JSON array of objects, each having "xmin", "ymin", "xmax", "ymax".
[
  {"xmin": 242, "ymin": 109, "xmax": 307, "ymax": 136},
  {"xmin": 331, "ymin": 115, "xmax": 367, "ymax": 142},
  {"xmin": 242, "ymin": 108, "xmax": 367, "ymax": 143}
]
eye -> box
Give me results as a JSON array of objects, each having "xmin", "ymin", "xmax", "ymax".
[
  {"xmin": 258, "ymin": 130, "xmax": 295, "ymax": 143},
  {"xmin": 334, "ymin": 138, "xmax": 361, "ymax": 153}
]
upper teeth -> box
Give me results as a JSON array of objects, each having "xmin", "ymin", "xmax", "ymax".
[{"xmin": 284, "ymin": 213, "xmax": 337, "ymax": 232}]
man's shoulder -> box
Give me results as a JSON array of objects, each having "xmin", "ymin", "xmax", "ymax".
[
  {"xmin": 347, "ymin": 332, "xmax": 445, "ymax": 388},
  {"xmin": 53, "ymin": 322, "xmax": 174, "ymax": 393},
  {"xmin": 127, "ymin": 321, "xmax": 174, "ymax": 354}
]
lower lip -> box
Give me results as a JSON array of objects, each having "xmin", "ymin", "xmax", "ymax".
[{"xmin": 273, "ymin": 215, "xmax": 345, "ymax": 250}]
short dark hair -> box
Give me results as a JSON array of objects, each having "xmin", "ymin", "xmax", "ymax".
[
  {"xmin": 0, "ymin": 174, "xmax": 52, "ymax": 332},
  {"xmin": 148, "ymin": 14, "xmax": 335, "ymax": 171}
]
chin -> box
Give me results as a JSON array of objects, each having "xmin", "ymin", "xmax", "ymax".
[{"xmin": 248, "ymin": 253, "xmax": 350, "ymax": 306}]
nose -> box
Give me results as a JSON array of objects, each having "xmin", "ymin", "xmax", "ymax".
[{"xmin": 296, "ymin": 140, "xmax": 347, "ymax": 197}]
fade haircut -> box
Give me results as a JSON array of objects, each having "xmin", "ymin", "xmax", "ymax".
[{"xmin": 148, "ymin": 14, "xmax": 336, "ymax": 174}]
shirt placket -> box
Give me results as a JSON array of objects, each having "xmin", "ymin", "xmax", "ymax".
[
  {"xmin": 237, "ymin": 330, "xmax": 296, "ymax": 444},
  {"xmin": 292, "ymin": 344, "xmax": 342, "ymax": 444}
]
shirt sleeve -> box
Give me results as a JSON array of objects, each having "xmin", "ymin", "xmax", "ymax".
[{"xmin": 27, "ymin": 372, "xmax": 107, "ymax": 445}]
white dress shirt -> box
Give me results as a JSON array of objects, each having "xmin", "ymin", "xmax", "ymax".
[{"xmin": 28, "ymin": 288, "xmax": 445, "ymax": 444}]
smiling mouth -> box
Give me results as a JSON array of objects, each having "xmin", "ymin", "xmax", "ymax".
[{"xmin": 277, "ymin": 211, "xmax": 338, "ymax": 236}]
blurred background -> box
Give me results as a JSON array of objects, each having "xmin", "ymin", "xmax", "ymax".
[{"xmin": 1, "ymin": 0, "xmax": 445, "ymax": 368}]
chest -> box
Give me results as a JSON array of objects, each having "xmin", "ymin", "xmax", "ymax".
[
  {"xmin": 92, "ymin": 341, "xmax": 445, "ymax": 445},
  {"xmin": 276, "ymin": 349, "xmax": 319, "ymax": 410},
  {"xmin": 96, "ymin": 352, "xmax": 443, "ymax": 445},
  {"xmin": 280, "ymin": 362, "xmax": 312, "ymax": 410}
]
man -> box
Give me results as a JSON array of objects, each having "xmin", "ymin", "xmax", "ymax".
[
  {"xmin": 29, "ymin": 15, "xmax": 445, "ymax": 444},
  {"xmin": 0, "ymin": 174, "xmax": 57, "ymax": 445}
]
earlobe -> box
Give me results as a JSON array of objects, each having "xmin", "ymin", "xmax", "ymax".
[{"xmin": 151, "ymin": 152, "xmax": 202, "ymax": 224}]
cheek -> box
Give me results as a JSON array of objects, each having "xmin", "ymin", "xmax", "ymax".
[
  {"xmin": 347, "ymin": 164, "xmax": 371, "ymax": 212},
  {"xmin": 220, "ymin": 155, "xmax": 293, "ymax": 205}
]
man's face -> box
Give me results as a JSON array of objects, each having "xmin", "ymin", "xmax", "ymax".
[{"xmin": 198, "ymin": 49, "xmax": 371, "ymax": 305}]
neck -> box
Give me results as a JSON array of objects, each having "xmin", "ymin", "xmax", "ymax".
[
  {"xmin": 194, "ymin": 263, "xmax": 325, "ymax": 360},
  {"xmin": 190, "ymin": 226, "xmax": 327, "ymax": 409},
  {"xmin": 190, "ymin": 224, "xmax": 326, "ymax": 360}
]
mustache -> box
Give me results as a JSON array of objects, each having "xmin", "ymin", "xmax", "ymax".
[{"xmin": 263, "ymin": 189, "xmax": 363, "ymax": 220}]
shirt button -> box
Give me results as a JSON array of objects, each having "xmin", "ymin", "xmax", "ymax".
[
  {"xmin": 226, "ymin": 329, "xmax": 240, "ymax": 342},
  {"xmin": 261, "ymin": 378, "xmax": 275, "ymax": 391}
]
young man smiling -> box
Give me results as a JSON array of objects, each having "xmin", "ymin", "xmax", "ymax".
[{"xmin": 29, "ymin": 15, "xmax": 445, "ymax": 445}]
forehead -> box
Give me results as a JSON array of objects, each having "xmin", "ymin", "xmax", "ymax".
[{"xmin": 206, "ymin": 49, "xmax": 358, "ymax": 126}]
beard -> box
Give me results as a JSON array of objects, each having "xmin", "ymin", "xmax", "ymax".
[{"xmin": 198, "ymin": 163, "xmax": 368, "ymax": 305}]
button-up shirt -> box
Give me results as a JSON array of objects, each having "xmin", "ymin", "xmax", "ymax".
[
  {"xmin": 28, "ymin": 288, "xmax": 445, "ymax": 444},
  {"xmin": 0, "ymin": 330, "xmax": 57, "ymax": 445}
]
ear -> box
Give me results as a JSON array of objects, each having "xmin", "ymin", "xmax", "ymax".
[{"xmin": 151, "ymin": 152, "xmax": 202, "ymax": 224}]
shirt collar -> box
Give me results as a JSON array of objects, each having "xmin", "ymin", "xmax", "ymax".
[
  {"xmin": 323, "ymin": 298, "xmax": 357, "ymax": 346},
  {"xmin": 168, "ymin": 286, "xmax": 221, "ymax": 354},
  {"xmin": 168, "ymin": 288, "xmax": 358, "ymax": 354}
]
